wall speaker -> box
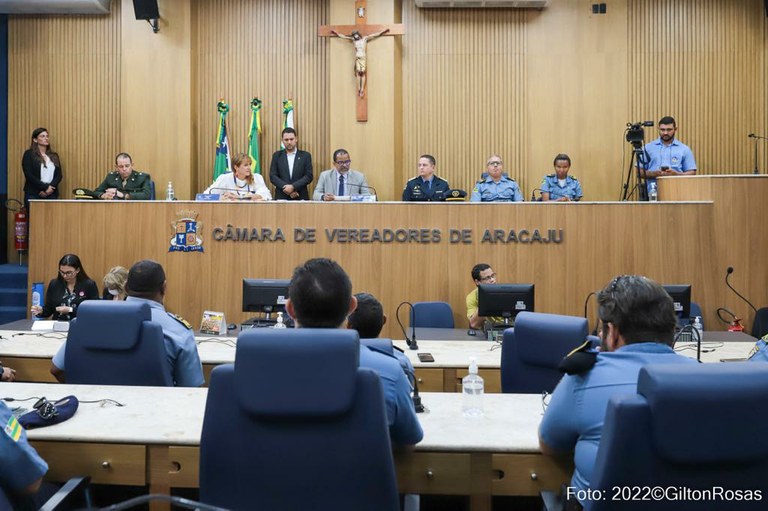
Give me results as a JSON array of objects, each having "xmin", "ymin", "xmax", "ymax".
[
  {"xmin": 133, "ymin": 0, "xmax": 159, "ymax": 21},
  {"xmin": 765, "ymin": 0, "xmax": 767, "ymax": 17}
]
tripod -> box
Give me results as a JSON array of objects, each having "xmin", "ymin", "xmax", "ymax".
[{"xmin": 621, "ymin": 145, "xmax": 648, "ymax": 201}]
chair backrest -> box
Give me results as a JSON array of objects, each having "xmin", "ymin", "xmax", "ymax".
[
  {"xmin": 590, "ymin": 363, "xmax": 768, "ymax": 511},
  {"xmin": 65, "ymin": 301, "xmax": 173, "ymax": 386},
  {"xmin": 149, "ymin": 179, "xmax": 156, "ymax": 200},
  {"xmin": 501, "ymin": 311, "xmax": 588, "ymax": 393},
  {"xmin": 199, "ymin": 328, "xmax": 399, "ymax": 511},
  {"xmin": 752, "ymin": 307, "xmax": 768, "ymax": 339},
  {"xmin": 411, "ymin": 301, "xmax": 455, "ymax": 328}
]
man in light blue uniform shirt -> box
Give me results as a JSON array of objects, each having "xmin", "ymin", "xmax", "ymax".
[
  {"xmin": 470, "ymin": 154, "xmax": 523, "ymax": 202},
  {"xmin": 539, "ymin": 275, "xmax": 696, "ymax": 510},
  {"xmin": 638, "ymin": 116, "xmax": 697, "ymax": 197},
  {"xmin": 540, "ymin": 153, "xmax": 582, "ymax": 201},
  {"xmin": 286, "ymin": 258, "xmax": 423, "ymax": 446},
  {"xmin": 0, "ymin": 401, "xmax": 48, "ymax": 502},
  {"xmin": 50, "ymin": 260, "xmax": 204, "ymax": 387}
]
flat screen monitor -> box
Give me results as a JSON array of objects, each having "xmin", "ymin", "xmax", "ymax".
[
  {"xmin": 477, "ymin": 283, "xmax": 535, "ymax": 322},
  {"xmin": 242, "ymin": 279, "xmax": 290, "ymax": 314},
  {"xmin": 663, "ymin": 284, "xmax": 691, "ymax": 321}
]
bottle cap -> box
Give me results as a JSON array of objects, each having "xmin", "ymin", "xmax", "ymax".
[{"xmin": 469, "ymin": 356, "xmax": 478, "ymax": 374}]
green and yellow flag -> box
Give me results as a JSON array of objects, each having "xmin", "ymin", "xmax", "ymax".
[
  {"xmin": 213, "ymin": 100, "xmax": 231, "ymax": 180},
  {"xmin": 248, "ymin": 98, "xmax": 263, "ymax": 175},
  {"xmin": 281, "ymin": 98, "xmax": 294, "ymax": 149}
]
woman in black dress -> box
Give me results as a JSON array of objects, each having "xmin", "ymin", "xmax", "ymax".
[
  {"xmin": 30, "ymin": 254, "xmax": 99, "ymax": 321},
  {"xmin": 22, "ymin": 127, "xmax": 63, "ymax": 213}
]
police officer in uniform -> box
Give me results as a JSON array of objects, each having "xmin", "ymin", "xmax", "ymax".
[
  {"xmin": 470, "ymin": 155, "xmax": 523, "ymax": 202},
  {"xmin": 539, "ymin": 275, "xmax": 696, "ymax": 510},
  {"xmin": 50, "ymin": 260, "xmax": 205, "ymax": 387},
  {"xmin": 94, "ymin": 152, "xmax": 152, "ymax": 200},
  {"xmin": 402, "ymin": 154, "xmax": 450, "ymax": 201},
  {"xmin": 0, "ymin": 401, "xmax": 48, "ymax": 503},
  {"xmin": 540, "ymin": 153, "xmax": 582, "ymax": 202}
]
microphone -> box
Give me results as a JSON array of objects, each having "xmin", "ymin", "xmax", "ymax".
[
  {"xmin": 641, "ymin": 121, "xmax": 654, "ymax": 127},
  {"xmin": 396, "ymin": 301, "xmax": 418, "ymax": 351},
  {"xmin": 725, "ymin": 266, "xmax": 758, "ymax": 314},
  {"xmin": 402, "ymin": 366, "xmax": 425, "ymax": 413},
  {"xmin": 530, "ymin": 188, "xmax": 543, "ymax": 201},
  {"xmin": 583, "ymin": 291, "xmax": 597, "ymax": 335},
  {"xmin": 346, "ymin": 182, "xmax": 378, "ymax": 196},
  {"xmin": 749, "ymin": 133, "xmax": 756, "ymax": 138}
]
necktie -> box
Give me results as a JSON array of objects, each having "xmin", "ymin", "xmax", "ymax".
[
  {"xmin": 339, "ymin": 174, "xmax": 345, "ymax": 196},
  {"xmin": 425, "ymin": 179, "xmax": 431, "ymax": 192}
]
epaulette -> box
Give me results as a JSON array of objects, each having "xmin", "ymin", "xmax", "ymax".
[
  {"xmin": 546, "ymin": 173, "xmax": 555, "ymax": 179},
  {"xmin": 168, "ymin": 312, "xmax": 192, "ymax": 330},
  {"xmin": 558, "ymin": 340, "xmax": 598, "ymax": 375},
  {"xmin": 406, "ymin": 176, "xmax": 420, "ymax": 183},
  {"xmin": 435, "ymin": 176, "xmax": 449, "ymax": 183}
]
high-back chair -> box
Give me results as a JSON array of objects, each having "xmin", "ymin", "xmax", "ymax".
[
  {"xmin": 589, "ymin": 363, "xmax": 768, "ymax": 511},
  {"xmin": 65, "ymin": 301, "xmax": 172, "ymax": 386},
  {"xmin": 199, "ymin": 328, "xmax": 399, "ymax": 511},
  {"xmin": 411, "ymin": 301, "xmax": 455, "ymax": 328},
  {"xmin": 501, "ymin": 311, "xmax": 588, "ymax": 393}
]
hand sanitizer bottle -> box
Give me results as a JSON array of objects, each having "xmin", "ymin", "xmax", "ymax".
[
  {"xmin": 462, "ymin": 357, "xmax": 484, "ymax": 417},
  {"xmin": 274, "ymin": 312, "xmax": 287, "ymax": 329}
]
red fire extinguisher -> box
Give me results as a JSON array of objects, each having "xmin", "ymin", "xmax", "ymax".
[{"xmin": 15, "ymin": 207, "xmax": 28, "ymax": 252}]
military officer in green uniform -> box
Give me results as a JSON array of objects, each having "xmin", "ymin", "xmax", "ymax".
[{"xmin": 95, "ymin": 152, "xmax": 152, "ymax": 200}]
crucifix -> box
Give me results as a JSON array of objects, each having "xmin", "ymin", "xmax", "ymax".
[{"xmin": 319, "ymin": 0, "xmax": 404, "ymax": 122}]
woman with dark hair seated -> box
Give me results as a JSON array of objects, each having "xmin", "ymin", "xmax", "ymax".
[{"xmin": 30, "ymin": 254, "xmax": 99, "ymax": 321}]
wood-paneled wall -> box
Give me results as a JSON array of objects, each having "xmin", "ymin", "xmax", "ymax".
[{"xmin": 191, "ymin": 0, "xmax": 329, "ymax": 193}]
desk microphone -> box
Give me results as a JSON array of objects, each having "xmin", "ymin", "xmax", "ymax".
[
  {"xmin": 346, "ymin": 183, "xmax": 378, "ymax": 196},
  {"xmin": 530, "ymin": 188, "xmax": 543, "ymax": 201},
  {"xmin": 396, "ymin": 301, "xmax": 418, "ymax": 350},
  {"xmin": 583, "ymin": 291, "xmax": 597, "ymax": 335},
  {"xmin": 725, "ymin": 267, "xmax": 757, "ymax": 314}
]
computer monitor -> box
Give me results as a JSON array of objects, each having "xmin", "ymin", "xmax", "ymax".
[
  {"xmin": 663, "ymin": 284, "xmax": 691, "ymax": 322},
  {"xmin": 477, "ymin": 283, "xmax": 535, "ymax": 323},
  {"xmin": 242, "ymin": 279, "xmax": 290, "ymax": 314}
]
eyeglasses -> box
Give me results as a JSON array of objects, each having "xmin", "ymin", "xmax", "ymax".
[
  {"xmin": 59, "ymin": 270, "xmax": 76, "ymax": 277},
  {"xmin": 335, "ymin": 160, "xmax": 351, "ymax": 166},
  {"xmin": 541, "ymin": 391, "xmax": 551, "ymax": 413},
  {"xmin": 479, "ymin": 273, "xmax": 496, "ymax": 282},
  {"xmin": 487, "ymin": 161, "xmax": 503, "ymax": 166}
]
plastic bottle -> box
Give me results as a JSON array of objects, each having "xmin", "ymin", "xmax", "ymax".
[
  {"xmin": 648, "ymin": 181, "xmax": 658, "ymax": 202},
  {"xmin": 692, "ymin": 316, "xmax": 704, "ymax": 343},
  {"xmin": 462, "ymin": 357, "xmax": 484, "ymax": 417},
  {"xmin": 166, "ymin": 181, "xmax": 175, "ymax": 201},
  {"xmin": 31, "ymin": 282, "xmax": 44, "ymax": 320},
  {"xmin": 274, "ymin": 312, "xmax": 287, "ymax": 329}
]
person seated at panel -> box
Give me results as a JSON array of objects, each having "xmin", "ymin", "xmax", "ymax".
[
  {"xmin": 22, "ymin": 127, "xmax": 62, "ymax": 212},
  {"xmin": 313, "ymin": 149, "xmax": 371, "ymax": 201},
  {"xmin": 470, "ymin": 155, "xmax": 523, "ymax": 202},
  {"xmin": 286, "ymin": 258, "xmax": 423, "ymax": 446},
  {"xmin": 95, "ymin": 152, "xmax": 152, "ymax": 200},
  {"xmin": 102, "ymin": 266, "xmax": 128, "ymax": 301},
  {"xmin": 402, "ymin": 154, "xmax": 450, "ymax": 202},
  {"xmin": 540, "ymin": 153, "xmax": 583, "ymax": 202},
  {"xmin": 466, "ymin": 263, "xmax": 505, "ymax": 330},
  {"xmin": 0, "ymin": 400, "xmax": 48, "ymax": 508},
  {"xmin": 637, "ymin": 116, "xmax": 697, "ymax": 198},
  {"xmin": 50, "ymin": 260, "xmax": 205, "ymax": 387},
  {"xmin": 538, "ymin": 275, "xmax": 697, "ymax": 510},
  {"xmin": 0, "ymin": 359, "xmax": 17, "ymax": 381},
  {"xmin": 204, "ymin": 152, "xmax": 271, "ymax": 201},
  {"xmin": 30, "ymin": 254, "xmax": 99, "ymax": 321},
  {"xmin": 269, "ymin": 127, "xmax": 313, "ymax": 200}
]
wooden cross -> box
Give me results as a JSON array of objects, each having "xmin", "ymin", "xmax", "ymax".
[{"xmin": 319, "ymin": 0, "xmax": 404, "ymax": 122}]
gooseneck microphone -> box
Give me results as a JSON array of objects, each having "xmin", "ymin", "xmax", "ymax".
[
  {"xmin": 396, "ymin": 301, "xmax": 418, "ymax": 350},
  {"xmin": 725, "ymin": 267, "xmax": 758, "ymax": 314},
  {"xmin": 583, "ymin": 291, "xmax": 597, "ymax": 335},
  {"xmin": 346, "ymin": 183, "xmax": 378, "ymax": 196},
  {"xmin": 530, "ymin": 188, "xmax": 543, "ymax": 201}
]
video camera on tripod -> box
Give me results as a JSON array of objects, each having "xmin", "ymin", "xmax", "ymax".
[
  {"xmin": 621, "ymin": 120, "xmax": 654, "ymax": 201},
  {"xmin": 625, "ymin": 121, "xmax": 654, "ymax": 147}
]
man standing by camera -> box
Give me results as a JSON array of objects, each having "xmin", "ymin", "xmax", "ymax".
[{"xmin": 638, "ymin": 116, "xmax": 697, "ymax": 197}]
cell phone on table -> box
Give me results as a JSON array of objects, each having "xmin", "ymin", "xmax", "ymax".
[{"xmin": 417, "ymin": 352, "xmax": 435, "ymax": 363}]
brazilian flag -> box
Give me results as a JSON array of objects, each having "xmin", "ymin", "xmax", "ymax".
[
  {"xmin": 213, "ymin": 100, "xmax": 231, "ymax": 180},
  {"xmin": 248, "ymin": 98, "xmax": 262, "ymax": 174}
]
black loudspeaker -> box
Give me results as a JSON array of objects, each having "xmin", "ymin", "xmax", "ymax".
[
  {"xmin": 133, "ymin": 0, "xmax": 159, "ymax": 20},
  {"xmin": 765, "ymin": 0, "xmax": 768, "ymax": 17}
]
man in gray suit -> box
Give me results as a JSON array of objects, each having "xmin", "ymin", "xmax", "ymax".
[{"xmin": 313, "ymin": 149, "xmax": 372, "ymax": 201}]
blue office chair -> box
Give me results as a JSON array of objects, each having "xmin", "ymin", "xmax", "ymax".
[
  {"xmin": 64, "ymin": 301, "xmax": 172, "ymax": 386},
  {"xmin": 411, "ymin": 301, "xmax": 455, "ymax": 328},
  {"xmin": 501, "ymin": 311, "xmax": 588, "ymax": 394},
  {"xmin": 199, "ymin": 329, "xmax": 399, "ymax": 511},
  {"xmin": 752, "ymin": 307, "xmax": 768, "ymax": 339},
  {"xmin": 587, "ymin": 363, "xmax": 768, "ymax": 510}
]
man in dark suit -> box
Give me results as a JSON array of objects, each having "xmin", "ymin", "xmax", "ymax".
[{"xmin": 269, "ymin": 128, "xmax": 313, "ymax": 200}]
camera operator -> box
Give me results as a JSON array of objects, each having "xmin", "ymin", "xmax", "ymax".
[{"xmin": 637, "ymin": 116, "xmax": 697, "ymax": 195}]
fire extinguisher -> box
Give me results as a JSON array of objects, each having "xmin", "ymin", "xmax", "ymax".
[{"xmin": 6, "ymin": 199, "xmax": 28, "ymax": 256}]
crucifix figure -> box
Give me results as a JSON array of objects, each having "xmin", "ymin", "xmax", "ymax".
[
  {"xmin": 319, "ymin": 0, "xmax": 404, "ymax": 122},
  {"xmin": 331, "ymin": 28, "xmax": 389, "ymax": 98}
]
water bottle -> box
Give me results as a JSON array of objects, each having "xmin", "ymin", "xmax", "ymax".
[
  {"xmin": 692, "ymin": 316, "xmax": 704, "ymax": 343},
  {"xmin": 166, "ymin": 181, "xmax": 175, "ymax": 201},
  {"xmin": 31, "ymin": 282, "xmax": 44, "ymax": 320},
  {"xmin": 648, "ymin": 181, "xmax": 658, "ymax": 202},
  {"xmin": 274, "ymin": 312, "xmax": 287, "ymax": 329},
  {"xmin": 462, "ymin": 357, "xmax": 484, "ymax": 417}
]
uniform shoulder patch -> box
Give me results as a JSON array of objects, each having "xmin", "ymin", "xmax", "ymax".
[
  {"xmin": 435, "ymin": 176, "xmax": 449, "ymax": 183},
  {"xmin": 168, "ymin": 312, "xmax": 192, "ymax": 330},
  {"xmin": 4, "ymin": 415, "xmax": 22, "ymax": 442},
  {"xmin": 558, "ymin": 340, "xmax": 598, "ymax": 375}
]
